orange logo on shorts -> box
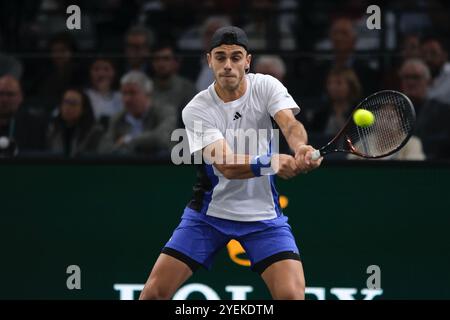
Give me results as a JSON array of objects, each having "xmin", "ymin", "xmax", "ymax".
[
  {"xmin": 226, "ymin": 195, "xmax": 289, "ymax": 266},
  {"xmin": 226, "ymin": 239, "xmax": 251, "ymax": 267}
]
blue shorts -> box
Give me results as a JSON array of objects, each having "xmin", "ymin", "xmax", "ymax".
[{"xmin": 162, "ymin": 208, "xmax": 301, "ymax": 274}]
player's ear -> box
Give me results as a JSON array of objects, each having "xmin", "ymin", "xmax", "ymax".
[
  {"xmin": 246, "ymin": 54, "xmax": 252, "ymax": 72},
  {"xmin": 207, "ymin": 53, "xmax": 212, "ymax": 68}
]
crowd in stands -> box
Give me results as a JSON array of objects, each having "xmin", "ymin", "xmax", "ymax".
[{"xmin": 0, "ymin": 0, "xmax": 449, "ymax": 161}]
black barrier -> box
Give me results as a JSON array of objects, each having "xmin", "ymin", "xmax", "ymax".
[{"xmin": 1, "ymin": 161, "xmax": 449, "ymax": 299}]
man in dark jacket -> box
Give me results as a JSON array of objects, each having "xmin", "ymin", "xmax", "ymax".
[
  {"xmin": 99, "ymin": 71, "xmax": 177, "ymax": 156},
  {"xmin": 0, "ymin": 75, "xmax": 46, "ymax": 157}
]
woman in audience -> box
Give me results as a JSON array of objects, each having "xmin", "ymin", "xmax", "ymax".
[
  {"xmin": 85, "ymin": 57, "xmax": 123, "ymax": 129},
  {"xmin": 46, "ymin": 88, "xmax": 103, "ymax": 157},
  {"xmin": 310, "ymin": 67, "xmax": 362, "ymax": 135}
]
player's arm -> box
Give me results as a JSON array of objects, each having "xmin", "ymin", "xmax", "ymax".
[
  {"xmin": 274, "ymin": 109, "xmax": 308, "ymax": 151},
  {"xmin": 274, "ymin": 109, "xmax": 323, "ymax": 172},
  {"xmin": 203, "ymin": 139, "xmax": 253, "ymax": 179},
  {"xmin": 203, "ymin": 138, "xmax": 298, "ymax": 180}
]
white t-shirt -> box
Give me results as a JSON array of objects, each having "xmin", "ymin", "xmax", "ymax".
[
  {"xmin": 182, "ymin": 73, "xmax": 300, "ymax": 221},
  {"xmin": 86, "ymin": 89, "xmax": 123, "ymax": 120}
]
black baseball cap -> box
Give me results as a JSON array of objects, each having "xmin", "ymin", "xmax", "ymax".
[{"xmin": 209, "ymin": 26, "xmax": 249, "ymax": 52}]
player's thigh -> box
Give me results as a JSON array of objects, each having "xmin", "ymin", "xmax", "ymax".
[
  {"xmin": 140, "ymin": 253, "xmax": 193, "ymax": 300},
  {"xmin": 261, "ymin": 259, "xmax": 305, "ymax": 300}
]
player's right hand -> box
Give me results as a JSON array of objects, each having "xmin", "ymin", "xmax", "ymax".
[{"xmin": 294, "ymin": 144, "xmax": 323, "ymax": 174}]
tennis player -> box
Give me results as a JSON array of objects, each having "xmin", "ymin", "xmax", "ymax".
[{"xmin": 139, "ymin": 26, "xmax": 322, "ymax": 300}]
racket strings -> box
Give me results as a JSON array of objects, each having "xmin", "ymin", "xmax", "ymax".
[{"xmin": 347, "ymin": 91, "xmax": 415, "ymax": 157}]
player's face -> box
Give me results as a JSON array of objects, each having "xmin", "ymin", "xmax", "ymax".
[{"xmin": 207, "ymin": 45, "xmax": 251, "ymax": 91}]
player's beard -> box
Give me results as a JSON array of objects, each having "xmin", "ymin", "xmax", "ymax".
[
  {"xmin": 220, "ymin": 74, "xmax": 243, "ymax": 92},
  {"xmin": 222, "ymin": 80, "xmax": 238, "ymax": 91}
]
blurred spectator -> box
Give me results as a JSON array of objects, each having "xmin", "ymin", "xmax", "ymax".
[
  {"xmin": 99, "ymin": 71, "xmax": 177, "ymax": 156},
  {"xmin": 315, "ymin": 0, "xmax": 382, "ymax": 52},
  {"xmin": 46, "ymin": 88, "xmax": 104, "ymax": 157},
  {"xmin": 311, "ymin": 17, "xmax": 379, "ymax": 97},
  {"xmin": 85, "ymin": 57, "xmax": 123, "ymax": 128},
  {"xmin": 380, "ymin": 136, "xmax": 425, "ymax": 160},
  {"xmin": 399, "ymin": 58, "xmax": 432, "ymax": 116},
  {"xmin": 187, "ymin": 16, "xmax": 231, "ymax": 91},
  {"xmin": 253, "ymin": 54, "xmax": 298, "ymax": 154},
  {"xmin": 33, "ymin": 32, "xmax": 84, "ymax": 112},
  {"xmin": 347, "ymin": 136, "xmax": 425, "ymax": 161},
  {"xmin": 291, "ymin": 67, "xmax": 362, "ymax": 159},
  {"xmin": 399, "ymin": 58, "xmax": 450, "ymax": 159},
  {"xmin": 151, "ymin": 42, "xmax": 197, "ymax": 127},
  {"xmin": 123, "ymin": 25, "xmax": 154, "ymax": 74},
  {"xmin": 0, "ymin": 75, "xmax": 47, "ymax": 156},
  {"xmin": 243, "ymin": 0, "xmax": 296, "ymax": 50},
  {"xmin": 383, "ymin": 34, "xmax": 421, "ymax": 90},
  {"xmin": 421, "ymin": 37, "xmax": 450, "ymax": 104},
  {"xmin": 369, "ymin": 137, "xmax": 425, "ymax": 160},
  {"xmin": 309, "ymin": 67, "xmax": 361, "ymax": 135},
  {"xmin": 254, "ymin": 55, "xmax": 286, "ymax": 82},
  {"xmin": 178, "ymin": 15, "xmax": 231, "ymax": 51},
  {"xmin": 0, "ymin": 49, "xmax": 23, "ymax": 79},
  {"xmin": 402, "ymin": 34, "xmax": 422, "ymax": 60}
]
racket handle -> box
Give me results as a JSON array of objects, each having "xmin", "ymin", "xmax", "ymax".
[{"xmin": 311, "ymin": 149, "xmax": 321, "ymax": 161}]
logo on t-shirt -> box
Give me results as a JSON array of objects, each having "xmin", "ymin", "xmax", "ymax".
[{"xmin": 233, "ymin": 112, "xmax": 242, "ymax": 121}]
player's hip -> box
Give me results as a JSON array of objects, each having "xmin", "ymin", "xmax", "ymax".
[{"xmin": 181, "ymin": 206, "xmax": 290, "ymax": 238}]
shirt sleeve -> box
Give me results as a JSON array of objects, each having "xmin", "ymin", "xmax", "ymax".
[
  {"xmin": 264, "ymin": 75, "xmax": 300, "ymax": 117},
  {"xmin": 182, "ymin": 105, "xmax": 224, "ymax": 154}
]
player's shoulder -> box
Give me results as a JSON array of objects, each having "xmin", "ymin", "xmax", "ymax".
[
  {"xmin": 249, "ymin": 73, "xmax": 282, "ymax": 85},
  {"xmin": 182, "ymin": 88, "xmax": 215, "ymax": 121},
  {"xmin": 248, "ymin": 73, "xmax": 285, "ymax": 93},
  {"xmin": 183, "ymin": 89, "xmax": 211, "ymax": 111}
]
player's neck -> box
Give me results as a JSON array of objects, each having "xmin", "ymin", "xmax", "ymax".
[{"xmin": 214, "ymin": 78, "xmax": 247, "ymax": 103}]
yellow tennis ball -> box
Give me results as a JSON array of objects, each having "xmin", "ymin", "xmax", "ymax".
[{"xmin": 353, "ymin": 109, "xmax": 375, "ymax": 127}]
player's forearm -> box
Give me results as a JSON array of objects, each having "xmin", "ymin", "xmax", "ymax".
[
  {"xmin": 213, "ymin": 154, "xmax": 254, "ymax": 179},
  {"xmin": 283, "ymin": 120, "xmax": 308, "ymax": 152},
  {"xmin": 205, "ymin": 140, "xmax": 270, "ymax": 179},
  {"xmin": 219, "ymin": 164, "xmax": 255, "ymax": 179}
]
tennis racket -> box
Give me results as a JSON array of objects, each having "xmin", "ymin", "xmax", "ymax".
[{"xmin": 311, "ymin": 90, "xmax": 416, "ymax": 160}]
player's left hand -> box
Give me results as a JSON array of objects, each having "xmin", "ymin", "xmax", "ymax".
[{"xmin": 294, "ymin": 144, "xmax": 323, "ymax": 173}]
